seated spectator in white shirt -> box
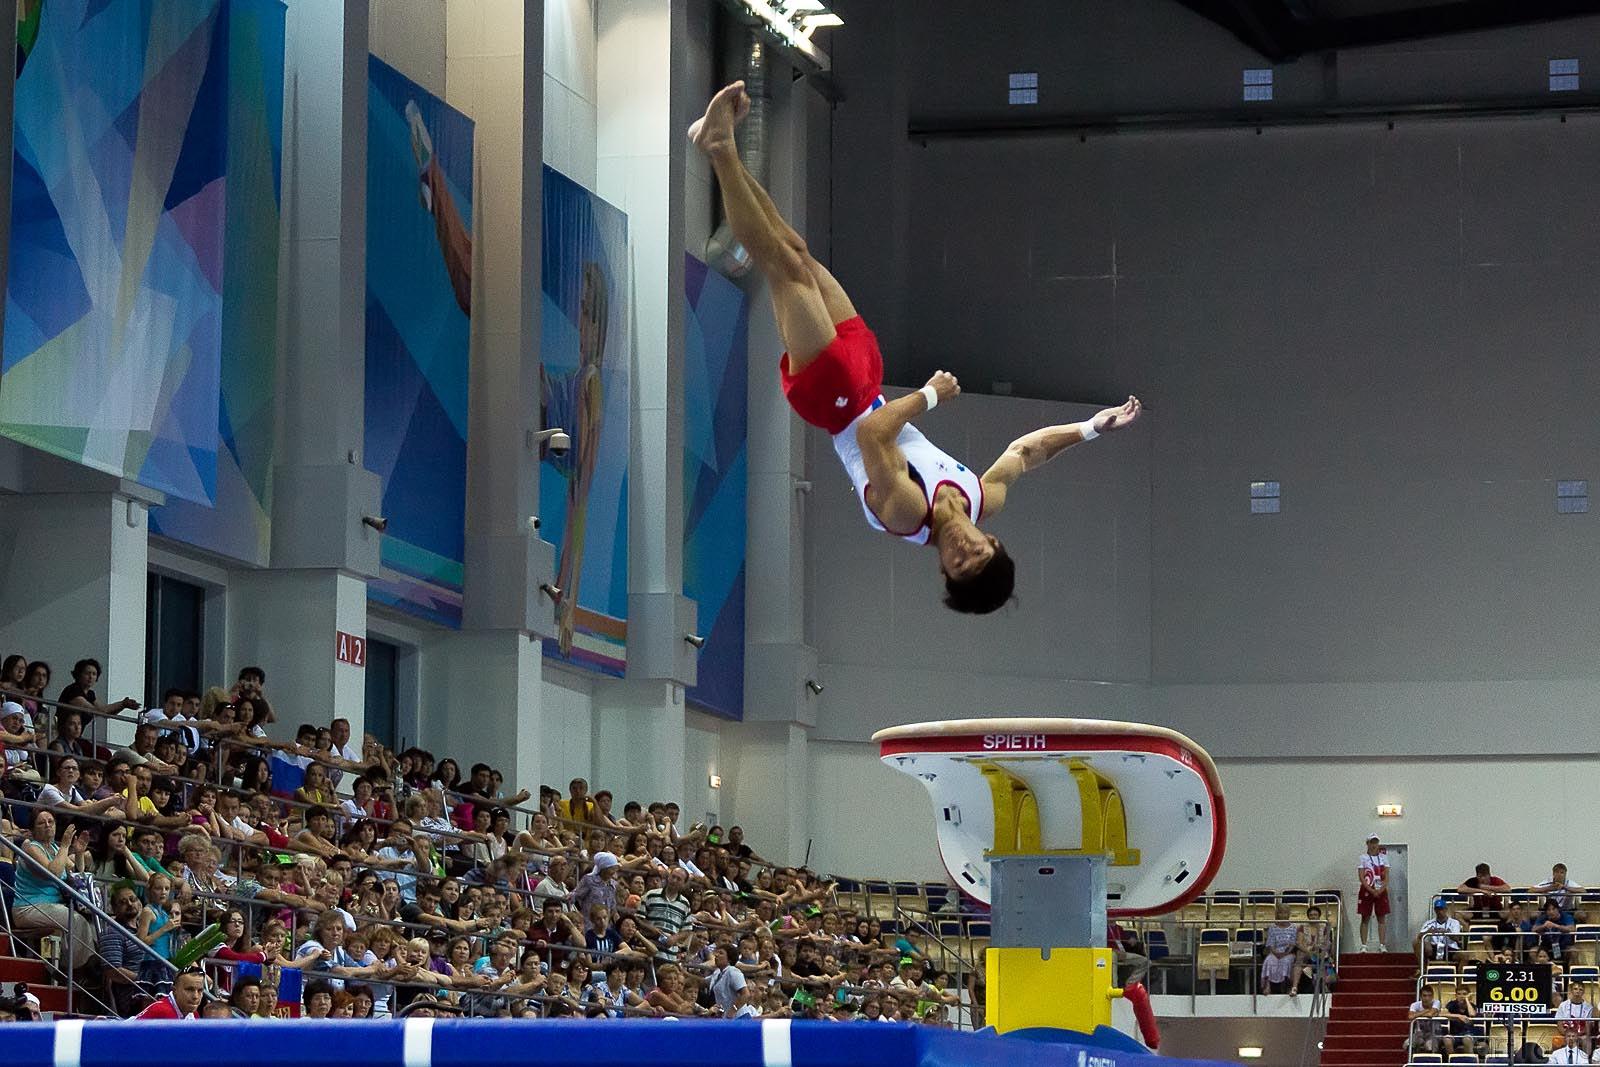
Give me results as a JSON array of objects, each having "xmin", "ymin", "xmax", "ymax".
[
  {"xmin": 1548, "ymin": 1044, "xmax": 1594, "ymax": 1064},
  {"xmin": 1538, "ymin": 865, "xmax": 1584, "ymax": 916},
  {"xmin": 1417, "ymin": 899, "xmax": 1464, "ymax": 960},
  {"xmin": 1408, "ymin": 985, "xmax": 1448, "ymax": 1056},
  {"xmin": 37, "ymin": 756, "xmax": 124, "ymax": 817},
  {"xmin": 326, "ymin": 717, "xmax": 362, "ymax": 789},
  {"xmin": 533, "ymin": 855, "xmax": 573, "ymax": 904},
  {"xmin": 1557, "ymin": 984, "xmax": 1596, "ymax": 1057}
]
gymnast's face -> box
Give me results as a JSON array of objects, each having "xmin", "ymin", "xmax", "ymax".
[{"xmin": 939, "ymin": 523, "xmax": 998, "ymax": 579}]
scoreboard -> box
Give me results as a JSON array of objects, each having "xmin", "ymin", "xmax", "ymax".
[{"xmin": 1477, "ymin": 965, "xmax": 1554, "ymax": 1016}]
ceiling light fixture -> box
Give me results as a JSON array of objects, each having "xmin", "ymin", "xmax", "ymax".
[{"xmin": 721, "ymin": 0, "xmax": 840, "ymax": 69}]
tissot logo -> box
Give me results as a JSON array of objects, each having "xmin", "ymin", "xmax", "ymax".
[{"xmin": 982, "ymin": 733, "xmax": 1047, "ymax": 751}]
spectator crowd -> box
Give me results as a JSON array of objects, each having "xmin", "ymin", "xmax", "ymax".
[
  {"xmin": 0, "ymin": 652, "xmax": 968, "ymax": 1024},
  {"xmin": 1405, "ymin": 859, "xmax": 1599, "ymax": 1063}
]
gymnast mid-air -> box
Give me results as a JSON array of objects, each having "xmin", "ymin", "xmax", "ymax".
[{"xmin": 690, "ymin": 82, "xmax": 1142, "ymax": 614}]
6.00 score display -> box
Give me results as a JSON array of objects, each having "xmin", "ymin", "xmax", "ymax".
[{"xmin": 1477, "ymin": 967, "xmax": 1554, "ymax": 1016}]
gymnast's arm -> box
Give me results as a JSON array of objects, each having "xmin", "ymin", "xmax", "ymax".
[
  {"xmin": 855, "ymin": 371, "xmax": 962, "ymax": 532},
  {"xmin": 979, "ymin": 395, "xmax": 1142, "ymax": 519}
]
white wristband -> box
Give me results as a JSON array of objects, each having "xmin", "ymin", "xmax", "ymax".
[
  {"xmin": 918, "ymin": 384, "xmax": 939, "ymax": 411},
  {"xmin": 1077, "ymin": 419, "xmax": 1100, "ymax": 442}
]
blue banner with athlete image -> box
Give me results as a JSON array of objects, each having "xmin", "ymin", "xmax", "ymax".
[
  {"xmin": 539, "ymin": 167, "xmax": 630, "ymax": 675},
  {"xmin": 364, "ymin": 56, "xmax": 474, "ymax": 628}
]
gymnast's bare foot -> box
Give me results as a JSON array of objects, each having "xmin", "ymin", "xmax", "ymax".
[{"xmin": 689, "ymin": 81, "xmax": 749, "ymax": 155}]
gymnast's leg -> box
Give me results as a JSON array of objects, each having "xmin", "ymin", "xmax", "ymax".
[{"xmin": 690, "ymin": 82, "xmax": 839, "ymax": 371}]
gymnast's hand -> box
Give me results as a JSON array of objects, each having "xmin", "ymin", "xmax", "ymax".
[
  {"xmin": 1091, "ymin": 395, "xmax": 1141, "ymax": 434},
  {"xmin": 924, "ymin": 370, "xmax": 960, "ymax": 404}
]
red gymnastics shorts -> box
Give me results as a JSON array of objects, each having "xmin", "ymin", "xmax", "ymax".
[{"xmin": 779, "ymin": 316, "xmax": 884, "ymax": 435}]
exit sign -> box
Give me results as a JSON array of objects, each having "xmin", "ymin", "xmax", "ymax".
[{"xmin": 335, "ymin": 631, "xmax": 366, "ymax": 667}]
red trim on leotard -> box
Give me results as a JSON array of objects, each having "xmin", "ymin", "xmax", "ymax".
[
  {"xmin": 861, "ymin": 482, "xmax": 929, "ymax": 538},
  {"xmin": 930, "ymin": 479, "xmax": 975, "ymax": 526},
  {"xmin": 863, "ymin": 476, "xmax": 978, "ymax": 542}
]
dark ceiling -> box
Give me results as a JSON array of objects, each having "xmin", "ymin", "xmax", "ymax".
[{"xmin": 1174, "ymin": 0, "xmax": 1600, "ymax": 61}]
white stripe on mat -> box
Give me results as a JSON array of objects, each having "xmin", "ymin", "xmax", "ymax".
[
  {"xmin": 53, "ymin": 1018, "xmax": 85, "ymax": 1067},
  {"xmin": 403, "ymin": 1016, "xmax": 435, "ymax": 1067},
  {"xmin": 761, "ymin": 1017, "xmax": 793, "ymax": 1067}
]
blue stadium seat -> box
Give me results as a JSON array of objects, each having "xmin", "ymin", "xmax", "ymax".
[{"xmin": 1145, "ymin": 929, "xmax": 1170, "ymax": 961}]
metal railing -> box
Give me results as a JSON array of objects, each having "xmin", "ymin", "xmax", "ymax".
[
  {"xmin": 0, "ymin": 831, "xmax": 180, "ymax": 1017},
  {"xmin": 1413, "ymin": 928, "xmax": 1594, "ymax": 988}
]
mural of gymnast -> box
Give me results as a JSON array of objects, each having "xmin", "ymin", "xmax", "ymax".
[
  {"xmin": 408, "ymin": 93, "xmax": 608, "ymax": 655},
  {"xmin": 406, "ymin": 99, "xmax": 472, "ymax": 316},
  {"xmin": 540, "ymin": 263, "xmax": 608, "ymax": 656}
]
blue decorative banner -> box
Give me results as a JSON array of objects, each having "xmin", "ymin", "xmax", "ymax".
[
  {"xmin": 364, "ymin": 56, "xmax": 474, "ymax": 628},
  {"xmin": 683, "ymin": 254, "xmax": 749, "ymax": 719},
  {"xmin": 5, "ymin": 0, "xmax": 238, "ymax": 503},
  {"xmin": 539, "ymin": 166, "xmax": 630, "ymax": 675},
  {"xmin": 149, "ymin": 0, "xmax": 286, "ymax": 564}
]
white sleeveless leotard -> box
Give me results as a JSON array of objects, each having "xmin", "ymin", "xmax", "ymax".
[{"xmin": 831, "ymin": 396, "xmax": 984, "ymax": 545}]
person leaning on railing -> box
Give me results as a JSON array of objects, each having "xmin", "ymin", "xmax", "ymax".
[{"xmin": 12, "ymin": 808, "xmax": 98, "ymax": 969}]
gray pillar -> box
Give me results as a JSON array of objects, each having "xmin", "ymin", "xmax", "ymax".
[
  {"xmin": 430, "ymin": 0, "xmax": 552, "ymax": 794},
  {"xmin": 457, "ymin": 0, "xmax": 557, "ymax": 637},
  {"xmin": 244, "ymin": 0, "xmax": 381, "ymax": 735}
]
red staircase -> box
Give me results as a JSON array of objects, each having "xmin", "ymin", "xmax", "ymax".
[
  {"xmin": 1322, "ymin": 951, "xmax": 1417, "ymax": 1067},
  {"xmin": 0, "ymin": 932, "xmax": 73, "ymax": 1014}
]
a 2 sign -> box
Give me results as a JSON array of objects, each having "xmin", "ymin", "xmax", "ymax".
[{"xmin": 335, "ymin": 630, "xmax": 367, "ymax": 668}]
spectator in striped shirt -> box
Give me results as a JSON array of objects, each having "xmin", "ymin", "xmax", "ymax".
[{"xmin": 643, "ymin": 867, "xmax": 693, "ymax": 958}]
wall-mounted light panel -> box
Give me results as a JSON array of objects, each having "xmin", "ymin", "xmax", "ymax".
[
  {"xmin": 1550, "ymin": 58, "xmax": 1580, "ymax": 92},
  {"xmin": 1557, "ymin": 479, "xmax": 1588, "ymax": 514},
  {"xmin": 1250, "ymin": 480, "xmax": 1280, "ymax": 514},
  {"xmin": 1009, "ymin": 71, "xmax": 1038, "ymax": 106},
  {"xmin": 1243, "ymin": 68, "xmax": 1273, "ymax": 102}
]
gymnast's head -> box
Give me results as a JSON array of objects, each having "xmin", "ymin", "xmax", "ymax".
[{"xmin": 937, "ymin": 522, "xmax": 1015, "ymax": 615}]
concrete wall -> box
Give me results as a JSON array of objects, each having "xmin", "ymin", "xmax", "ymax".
[
  {"xmin": 543, "ymin": 0, "xmax": 598, "ymax": 187},
  {"xmin": 372, "ymin": 0, "xmax": 447, "ymax": 90},
  {"xmin": 817, "ymin": 0, "xmax": 1600, "ymax": 764},
  {"xmin": 541, "ymin": 666, "xmax": 596, "ymax": 787}
]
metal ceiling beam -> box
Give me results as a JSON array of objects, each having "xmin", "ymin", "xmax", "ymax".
[
  {"xmin": 907, "ymin": 94, "xmax": 1600, "ymax": 141},
  {"xmin": 1174, "ymin": 0, "xmax": 1600, "ymax": 62},
  {"xmin": 1321, "ymin": 0, "xmax": 1600, "ymax": 52},
  {"xmin": 1173, "ymin": 0, "xmax": 1312, "ymax": 60}
]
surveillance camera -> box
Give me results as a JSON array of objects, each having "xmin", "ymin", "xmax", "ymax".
[
  {"xmin": 362, "ymin": 515, "xmax": 389, "ymax": 533},
  {"xmin": 805, "ymin": 679, "xmax": 825, "ymax": 696},
  {"xmin": 528, "ymin": 516, "xmax": 542, "ymax": 532},
  {"xmin": 684, "ymin": 634, "xmax": 706, "ymax": 649},
  {"xmin": 540, "ymin": 582, "xmax": 564, "ymax": 602},
  {"xmin": 528, "ymin": 427, "xmax": 573, "ymax": 456}
]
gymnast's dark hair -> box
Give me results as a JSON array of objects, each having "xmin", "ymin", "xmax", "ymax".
[{"xmin": 942, "ymin": 543, "xmax": 1016, "ymax": 615}]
